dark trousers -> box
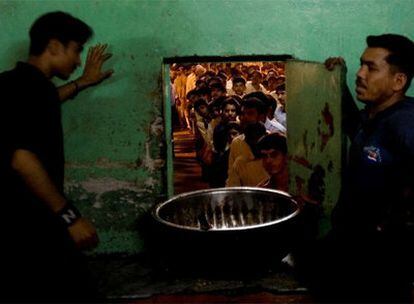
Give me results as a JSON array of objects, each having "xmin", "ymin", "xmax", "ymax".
[
  {"xmin": 294, "ymin": 230, "xmax": 412, "ymax": 303},
  {"xmin": 0, "ymin": 211, "xmax": 98, "ymax": 302}
]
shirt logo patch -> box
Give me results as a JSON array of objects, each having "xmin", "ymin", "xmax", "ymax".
[{"xmin": 363, "ymin": 146, "xmax": 382, "ymax": 163}]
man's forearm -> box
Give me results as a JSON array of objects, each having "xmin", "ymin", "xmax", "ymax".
[
  {"xmin": 57, "ymin": 78, "xmax": 88, "ymax": 102},
  {"xmin": 11, "ymin": 149, "xmax": 67, "ymax": 213}
]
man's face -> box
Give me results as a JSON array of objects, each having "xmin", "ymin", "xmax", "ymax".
[
  {"xmin": 228, "ymin": 128, "xmax": 240, "ymax": 143},
  {"xmin": 278, "ymin": 92, "xmax": 286, "ymax": 106},
  {"xmin": 198, "ymin": 104, "xmax": 209, "ymax": 117},
  {"xmin": 355, "ymin": 47, "xmax": 397, "ymax": 104},
  {"xmin": 222, "ymin": 104, "xmax": 237, "ymax": 121},
  {"xmin": 240, "ymin": 106, "xmax": 259, "ymax": 127},
  {"xmin": 252, "ymin": 72, "xmax": 262, "ymax": 85},
  {"xmin": 233, "ymin": 82, "xmax": 246, "ymax": 96},
  {"xmin": 261, "ymin": 149, "xmax": 287, "ymax": 175},
  {"xmin": 211, "ymin": 88, "xmax": 224, "ymax": 101},
  {"xmin": 54, "ymin": 40, "xmax": 83, "ymax": 80}
]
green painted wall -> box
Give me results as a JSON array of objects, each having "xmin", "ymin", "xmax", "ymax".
[{"xmin": 1, "ymin": 0, "xmax": 413, "ymax": 254}]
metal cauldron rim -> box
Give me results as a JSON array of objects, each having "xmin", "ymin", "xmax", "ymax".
[{"xmin": 152, "ymin": 186, "xmax": 301, "ymax": 232}]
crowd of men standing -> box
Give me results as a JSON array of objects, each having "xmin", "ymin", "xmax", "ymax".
[{"xmin": 170, "ymin": 62, "xmax": 289, "ymax": 191}]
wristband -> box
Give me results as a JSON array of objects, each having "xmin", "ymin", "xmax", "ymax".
[{"xmin": 58, "ymin": 202, "xmax": 82, "ymax": 227}]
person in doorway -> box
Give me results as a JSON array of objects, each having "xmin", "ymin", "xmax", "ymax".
[
  {"xmin": 226, "ymin": 122, "xmax": 268, "ymax": 187},
  {"xmin": 226, "ymin": 97, "xmax": 268, "ymax": 179},
  {"xmin": 298, "ymin": 34, "xmax": 414, "ymax": 303},
  {"xmin": 0, "ymin": 11, "xmax": 113, "ymax": 301},
  {"xmin": 256, "ymin": 133, "xmax": 288, "ymax": 191}
]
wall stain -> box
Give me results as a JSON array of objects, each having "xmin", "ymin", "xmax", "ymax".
[
  {"xmin": 307, "ymin": 165, "xmax": 326, "ymax": 204},
  {"xmin": 317, "ymin": 103, "xmax": 334, "ymax": 152},
  {"xmin": 302, "ymin": 130, "xmax": 309, "ymax": 157},
  {"xmin": 291, "ymin": 155, "xmax": 313, "ymax": 170}
]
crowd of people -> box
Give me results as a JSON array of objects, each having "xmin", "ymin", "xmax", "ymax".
[{"xmin": 170, "ymin": 62, "xmax": 288, "ymax": 190}]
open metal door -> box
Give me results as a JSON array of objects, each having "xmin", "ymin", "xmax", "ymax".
[{"xmin": 286, "ymin": 60, "xmax": 346, "ymax": 236}]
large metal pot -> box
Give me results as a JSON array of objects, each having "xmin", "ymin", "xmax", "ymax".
[{"xmin": 151, "ymin": 187, "xmax": 301, "ymax": 275}]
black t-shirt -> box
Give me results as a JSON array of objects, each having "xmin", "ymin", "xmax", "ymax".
[{"xmin": 0, "ymin": 62, "xmax": 64, "ymax": 216}]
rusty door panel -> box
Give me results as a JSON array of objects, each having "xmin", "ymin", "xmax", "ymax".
[{"xmin": 286, "ymin": 60, "xmax": 345, "ymax": 235}]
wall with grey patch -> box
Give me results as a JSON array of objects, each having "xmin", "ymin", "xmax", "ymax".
[{"xmin": 0, "ymin": 0, "xmax": 413, "ymax": 255}]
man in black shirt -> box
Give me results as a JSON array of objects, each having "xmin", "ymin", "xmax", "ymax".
[{"xmin": 0, "ymin": 11, "xmax": 113, "ymax": 301}]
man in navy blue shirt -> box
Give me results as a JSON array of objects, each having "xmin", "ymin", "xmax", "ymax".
[{"xmin": 299, "ymin": 34, "xmax": 414, "ymax": 303}]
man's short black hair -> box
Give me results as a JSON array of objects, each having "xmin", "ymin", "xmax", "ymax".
[
  {"xmin": 29, "ymin": 11, "xmax": 93, "ymax": 55},
  {"xmin": 257, "ymin": 133, "xmax": 287, "ymax": 155},
  {"xmin": 210, "ymin": 82, "xmax": 226, "ymax": 92},
  {"xmin": 186, "ymin": 89, "xmax": 197, "ymax": 100},
  {"xmin": 241, "ymin": 97, "xmax": 267, "ymax": 115},
  {"xmin": 366, "ymin": 34, "xmax": 414, "ymax": 91},
  {"xmin": 195, "ymin": 87, "xmax": 211, "ymax": 97},
  {"xmin": 245, "ymin": 91, "xmax": 276, "ymax": 112},
  {"xmin": 232, "ymin": 76, "xmax": 246, "ymax": 85},
  {"xmin": 221, "ymin": 97, "xmax": 241, "ymax": 113},
  {"xmin": 209, "ymin": 95, "xmax": 226, "ymax": 111},
  {"xmin": 194, "ymin": 98, "xmax": 208, "ymax": 111}
]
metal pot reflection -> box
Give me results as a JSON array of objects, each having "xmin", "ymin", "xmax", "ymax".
[{"xmin": 151, "ymin": 187, "xmax": 301, "ymax": 275}]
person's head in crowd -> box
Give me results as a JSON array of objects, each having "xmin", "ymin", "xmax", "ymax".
[
  {"xmin": 257, "ymin": 133, "xmax": 287, "ymax": 176},
  {"xmin": 208, "ymin": 96, "xmax": 226, "ymax": 119},
  {"xmin": 251, "ymin": 70, "xmax": 263, "ymax": 86},
  {"xmin": 264, "ymin": 94, "xmax": 278, "ymax": 119},
  {"xmin": 208, "ymin": 63, "xmax": 219, "ymax": 74},
  {"xmin": 247, "ymin": 66, "xmax": 258, "ymax": 80},
  {"xmin": 276, "ymin": 75, "xmax": 285, "ymax": 87},
  {"xmin": 194, "ymin": 98, "xmax": 209, "ymax": 119},
  {"xmin": 204, "ymin": 70, "xmax": 217, "ymax": 82},
  {"xmin": 195, "ymin": 87, "xmax": 211, "ymax": 103},
  {"xmin": 244, "ymin": 122, "xmax": 267, "ymax": 158},
  {"xmin": 276, "ymin": 83, "xmax": 286, "ymax": 106},
  {"xmin": 276, "ymin": 63, "xmax": 285, "ymax": 76},
  {"xmin": 244, "ymin": 91, "xmax": 268, "ymax": 104},
  {"xmin": 208, "ymin": 77, "xmax": 222, "ymax": 88},
  {"xmin": 232, "ymin": 76, "xmax": 247, "ymax": 97},
  {"xmin": 267, "ymin": 76, "xmax": 279, "ymax": 92},
  {"xmin": 195, "ymin": 79, "xmax": 207, "ymax": 90},
  {"xmin": 210, "ymin": 82, "xmax": 227, "ymax": 101},
  {"xmin": 169, "ymin": 70, "xmax": 176, "ymax": 83},
  {"xmin": 267, "ymin": 69, "xmax": 279, "ymax": 78},
  {"xmin": 194, "ymin": 64, "xmax": 206, "ymax": 77},
  {"xmin": 241, "ymin": 65, "xmax": 249, "ymax": 79},
  {"xmin": 227, "ymin": 122, "xmax": 242, "ymax": 144},
  {"xmin": 186, "ymin": 89, "xmax": 198, "ymax": 105},
  {"xmin": 221, "ymin": 97, "xmax": 240, "ymax": 123},
  {"xmin": 223, "ymin": 63, "xmax": 232, "ymax": 77},
  {"xmin": 176, "ymin": 65, "xmax": 185, "ymax": 75},
  {"xmin": 239, "ymin": 97, "xmax": 267, "ymax": 129},
  {"xmin": 217, "ymin": 72, "xmax": 228, "ymax": 85},
  {"xmin": 230, "ymin": 67, "xmax": 243, "ymax": 79},
  {"xmin": 183, "ymin": 64, "xmax": 193, "ymax": 76}
]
